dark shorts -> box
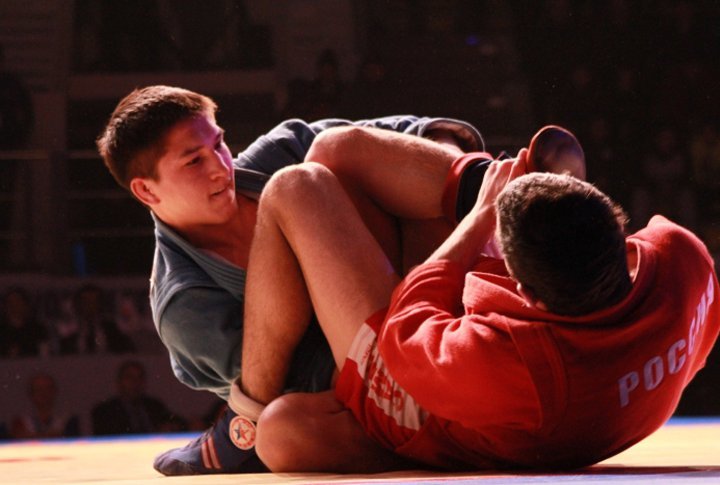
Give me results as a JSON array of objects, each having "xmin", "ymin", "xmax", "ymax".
[{"xmin": 283, "ymin": 315, "xmax": 336, "ymax": 393}]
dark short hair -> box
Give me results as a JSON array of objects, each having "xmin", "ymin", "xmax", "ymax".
[
  {"xmin": 497, "ymin": 173, "xmax": 631, "ymax": 316},
  {"xmin": 117, "ymin": 360, "xmax": 146, "ymax": 381},
  {"xmin": 96, "ymin": 85, "xmax": 217, "ymax": 192}
]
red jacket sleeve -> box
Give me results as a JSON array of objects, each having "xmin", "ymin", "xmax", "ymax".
[{"xmin": 378, "ymin": 260, "xmax": 540, "ymax": 431}]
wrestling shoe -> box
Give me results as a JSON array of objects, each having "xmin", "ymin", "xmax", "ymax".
[
  {"xmin": 526, "ymin": 125, "xmax": 586, "ymax": 180},
  {"xmin": 153, "ymin": 405, "xmax": 267, "ymax": 475}
]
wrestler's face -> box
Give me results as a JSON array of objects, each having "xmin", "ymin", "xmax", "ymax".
[{"xmin": 132, "ymin": 113, "xmax": 237, "ymax": 230}]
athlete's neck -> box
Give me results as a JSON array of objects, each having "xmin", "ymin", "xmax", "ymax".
[{"xmin": 178, "ymin": 196, "xmax": 258, "ymax": 268}]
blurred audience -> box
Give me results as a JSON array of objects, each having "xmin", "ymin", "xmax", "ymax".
[
  {"xmin": 0, "ymin": 287, "xmax": 50, "ymax": 358},
  {"xmin": 96, "ymin": 1, "xmax": 169, "ymax": 72},
  {"xmin": 630, "ymin": 127, "xmax": 697, "ymax": 232},
  {"xmin": 91, "ymin": 360, "xmax": 186, "ymax": 436},
  {"xmin": 72, "ymin": 0, "xmax": 271, "ymax": 72},
  {"xmin": 114, "ymin": 291, "xmax": 161, "ymax": 354},
  {"xmin": 283, "ymin": 48, "xmax": 346, "ymax": 119},
  {"xmin": 514, "ymin": 0, "xmax": 719, "ymax": 240},
  {"xmin": 0, "ymin": 43, "xmax": 34, "ymax": 149},
  {"xmin": 691, "ymin": 122, "xmax": 720, "ymax": 202},
  {"xmin": 10, "ymin": 373, "xmax": 80, "ymax": 439},
  {"xmin": 55, "ymin": 284, "xmax": 135, "ymax": 355},
  {"xmin": 340, "ymin": 55, "xmax": 395, "ymax": 119}
]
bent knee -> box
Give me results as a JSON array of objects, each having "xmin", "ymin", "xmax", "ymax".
[
  {"xmin": 261, "ymin": 163, "xmax": 335, "ymax": 210},
  {"xmin": 309, "ymin": 126, "xmax": 368, "ymax": 168},
  {"xmin": 255, "ymin": 394, "xmax": 310, "ymax": 471}
]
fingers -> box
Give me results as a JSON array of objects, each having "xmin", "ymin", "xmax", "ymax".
[
  {"xmin": 493, "ymin": 150, "xmax": 529, "ymax": 189},
  {"xmin": 475, "ymin": 152, "xmax": 529, "ymax": 214},
  {"xmin": 513, "ymin": 148, "xmax": 529, "ymax": 177}
]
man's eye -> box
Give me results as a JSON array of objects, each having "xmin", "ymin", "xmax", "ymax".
[{"xmin": 186, "ymin": 157, "xmax": 200, "ymax": 166}]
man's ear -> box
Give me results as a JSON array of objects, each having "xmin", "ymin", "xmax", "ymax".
[
  {"xmin": 516, "ymin": 281, "xmax": 549, "ymax": 311},
  {"xmin": 129, "ymin": 178, "xmax": 160, "ymax": 206}
]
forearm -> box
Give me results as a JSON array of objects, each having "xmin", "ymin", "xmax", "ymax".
[
  {"xmin": 427, "ymin": 154, "xmax": 528, "ymax": 269},
  {"xmin": 305, "ymin": 126, "xmax": 458, "ymax": 219},
  {"xmin": 426, "ymin": 204, "xmax": 495, "ymax": 270}
]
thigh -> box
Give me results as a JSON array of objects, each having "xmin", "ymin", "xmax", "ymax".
[
  {"xmin": 264, "ymin": 164, "xmax": 401, "ymax": 369},
  {"xmin": 338, "ymin": 173, "xmax": 404, "ymax": 275}
]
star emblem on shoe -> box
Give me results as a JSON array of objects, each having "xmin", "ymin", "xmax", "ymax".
[
  {"xmin": 153, "ymin": 405, "xmax": 266, "ymax": 475},
  {"xmin": 229, "ymin": 415, "xmax": 257, "ymax": 450}
]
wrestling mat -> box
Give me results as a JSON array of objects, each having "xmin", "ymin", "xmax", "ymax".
[{"xmin": 1, "ymin": 418, "xmax": 718, "ymax": 484}]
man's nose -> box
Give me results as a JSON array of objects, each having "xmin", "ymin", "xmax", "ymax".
[{"xmin": 207, "ymin": 151, "xmax": 229, "ymax": 177}]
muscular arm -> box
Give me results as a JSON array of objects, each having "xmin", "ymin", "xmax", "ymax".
[
  {"xmin": 375, "ymin": 153, "xmax": 535, "ymax": 425},
  {"xmin": 426, "ymin": 150, "xmax": 529, "ymax": 270}
]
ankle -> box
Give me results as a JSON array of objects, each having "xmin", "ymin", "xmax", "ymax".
[{"xmin": 229, "ymin": 379, "xmax": 266, "ymax": 422}]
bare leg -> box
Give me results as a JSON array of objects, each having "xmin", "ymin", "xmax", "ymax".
[
  {"xmin": 241, "ymin": 202, "xmax": 315, "ymax": 403},
  {"xmin": 256, "ymin": 391, "xmax": 418, "ymax": 473},
  {"xmin": 241, "ymin": 163, "xmax": 400, "ymax": 404},
  {"xmin": 306, "ymin": 126, "xmax": 458, "ymax": 219}
]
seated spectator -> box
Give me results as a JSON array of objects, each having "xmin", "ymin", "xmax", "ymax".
[
  {"xmin": 114, "ymin": 291, "xmax": 161, "ymax": 354},
  {"xmin": 56, "ymin": 284, "xmax": 135, "ymax": 355},
  {"xmin": 10, "ymin": 373, "xmax": 80, "ymax": 439},
  {"xmin": 690, "ymin": 121, "xmax": 720, "ymax": 198},
  {"xmin": 0, "ymin": 43, "xmax": 34, "ymax": 149},
  {"xmin": 306, "ymin": 49, "xmax": 346, "ymax": 118},
  {"xmin": 631, "ymin": 126, "xmax": 697, "ymax": 231},
  {"xmin": 91, "ymin": 360, "xmax": 186, "ymax": 435},
  {"xmin": 0, "ymin": 287, "xmax": 50, "ymax": 358},
  {"xmin": 340, "ymin": 55, "xmax": 395, "ymax": 119},
  {"xmin": 283, "ymin": 49, "xmax": 345, "ymax": 119}
]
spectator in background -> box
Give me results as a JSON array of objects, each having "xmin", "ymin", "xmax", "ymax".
[
  {"xmin": 631, "ymin": 127, "xmax": 697, "ymax": 232},
  {"xmin": 0, "ymin": 43, "xmax": 34, "ymax": 149},
  {"xmin": 690, "ymin": 122, "xmax": 720, "ymax": 237},
  {"xmin": 115, "ymin": 291, "xmax": 161, "ymax": 354},
  {"xmin": 554, "ymin": 64, "xmax": 603, "ymax": 135},
  {"xmin": 283, "ymin": 49, "xmax": 345, "ymax": 119},
  {"xmin": 0, "ymin": 287, "xmax": 50, "ymax": 358},
  {"xmin": 341, "ymin": 55, "xmax": 394, "ymax": 119},
  {"xmin": 92, "ymin": 360, "xmax": 186, "ymax": 436},
  {"xmin": 10, "ymin": 373, "xmax": 80, "ymax": 439},
  {"xmin": 95, "ymin": 1, "xmax": 169, "ymax": 71},
  {"xmin": 306, "ymin": 49, "xmax": 345, "ymax": 118},
  {"xmin": 165, "ymin": 0, "xmax": 229, "ymax": 69},
  {"xmin": 56, "ymin": 284, "xmax": 135, "ymax": 355},
  {"xmin": 691, "ymin": 122, "xmax": 720, "ymax": 192},
  {"xmin": 604, "ymin": 65, "xmax": 648, "ymax": 155},
  {"xmin": 581, "ymin": 116, "xmax": 617, "ymax": 196}
]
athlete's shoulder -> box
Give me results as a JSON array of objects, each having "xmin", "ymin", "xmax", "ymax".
[{"xmin": 635, "ymin": 215, "xmax": 706, "ymax": 250}]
